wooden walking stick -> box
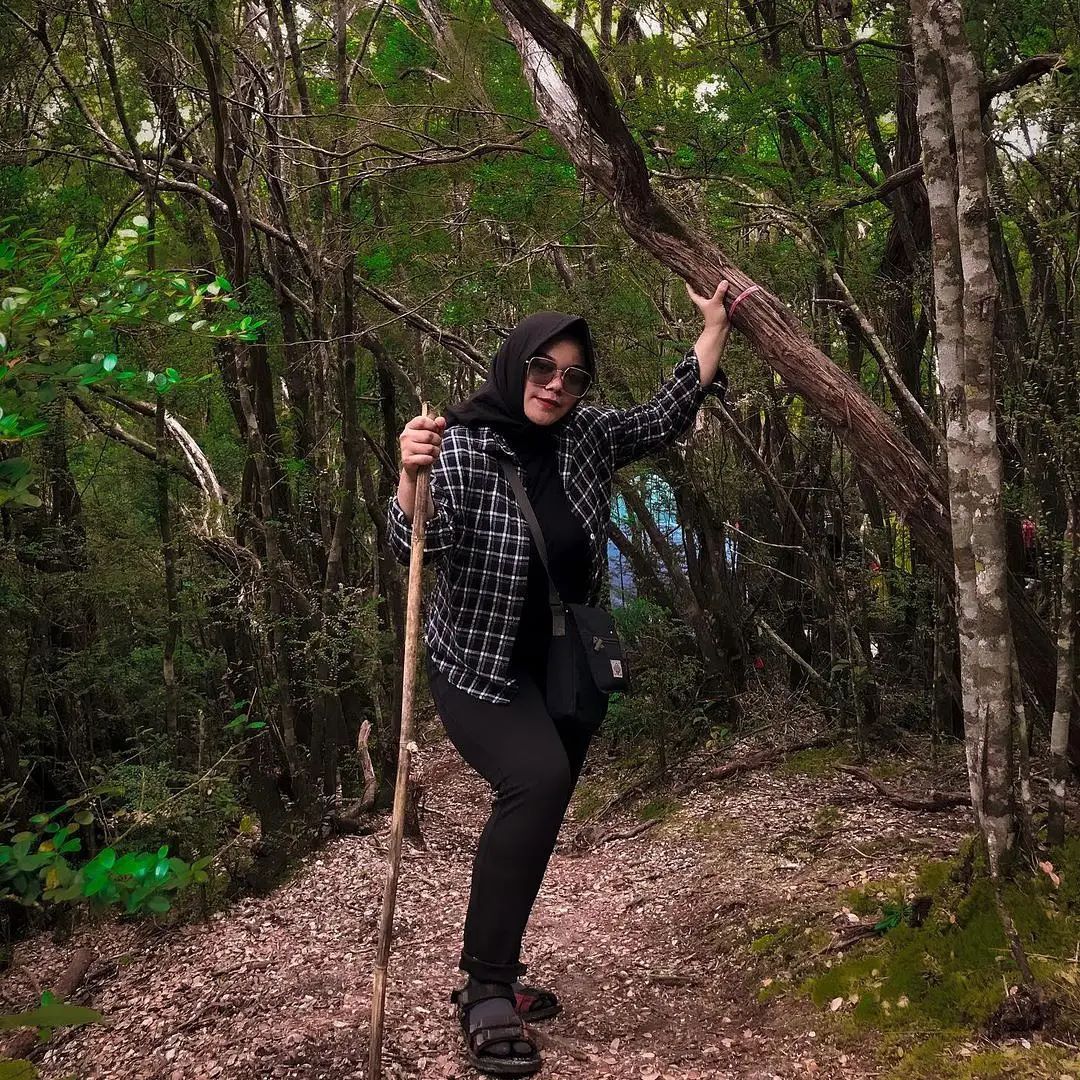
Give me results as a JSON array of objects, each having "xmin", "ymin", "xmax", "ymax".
[{"xmin": 369, "ymin": 402, "xmax": 433, "ymax": 1080}]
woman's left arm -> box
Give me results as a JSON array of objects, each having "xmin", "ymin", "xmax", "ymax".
[
  {"xmin": 605, "ymin": 280, "xmax": 732, "ymax": 469},
  {"xmin": 688, "ymin": 278, "xmax": 731, "ymax": 389}
]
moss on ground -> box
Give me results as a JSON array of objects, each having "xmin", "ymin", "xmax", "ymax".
[
  {"xmin": 688, "ymin": 812, "xmax": 740, "ymax": 841},
  {"xmin": 889, "ymin": 1035, "xmax": 1080, "ymax": 1079},
  {"xmin": 791, "ymin": 838, "xmax": 1080, "ymax": 1077},
  {"xmin": 776, "ymin": 745, "xmax": 850, "ymax": 777},
  {"xmin": 751, "ymin": 926, "xmax": 796, "ymax": 955},
  {"xmin": 814, "ymin": 804, "xmax": 843, "ymax": 835},
  {"xmin": 748, "ymin": 920, "xmax": 832, "ymax": 963},
  {"xmin": 637, "ymin": 796, "xmax": 679, "ymax": 823},
  {"xmin": 570, "ymin": 780, "xmax": 609, "ymax": 822}
]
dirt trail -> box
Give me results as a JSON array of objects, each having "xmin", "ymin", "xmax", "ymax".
[{"xmin": 6, "ymin": 729, "xmax": 970, "ymax": 1080}]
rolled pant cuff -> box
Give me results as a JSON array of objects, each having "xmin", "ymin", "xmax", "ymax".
[{"xmin": 459, "ymin": 951, "xmax": 526, "ymax": 983}]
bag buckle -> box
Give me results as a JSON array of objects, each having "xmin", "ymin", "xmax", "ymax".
[{"xmin": 592, "ymin": 636, "xmax": 605, "ymax": 652}]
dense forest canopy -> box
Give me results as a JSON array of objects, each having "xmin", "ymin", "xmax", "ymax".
[{"xmin": 0, "ymin": 0, "xmax": 1077, "ymax": 966}]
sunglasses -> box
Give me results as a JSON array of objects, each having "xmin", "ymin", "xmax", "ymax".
[{"xmin": 524, "ymin": 355, "xmax": 592, "ymax": 399}]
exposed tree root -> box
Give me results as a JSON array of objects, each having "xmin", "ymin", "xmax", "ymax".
[
  {"xmin": 836, "ymin": 764, "xmax": 970, "ymax": 811},
  {"xmin": 681, "ymin": 736, "xmax": 837, "ymax": 791}
]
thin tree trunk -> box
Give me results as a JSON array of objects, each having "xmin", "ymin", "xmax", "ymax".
[
  {"xmin": 911, "ymin": 0, "xmax": 1016, "ymax": 876},
  {"xmin": 1048, "ymin": 500, "xmax": 1077, "ymax": 846},
  {"xmin": 156, "ymin": 398, "xmax": 181, "ymax": 743}
]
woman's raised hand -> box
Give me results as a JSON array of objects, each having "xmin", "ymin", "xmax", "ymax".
[
  {"xmin": 685, "ymin": 278, "xmax": 732, "ymax": 332},
  {"xmin": 399, "ymin": 414, "xmax": 446, "ymax": 477}
]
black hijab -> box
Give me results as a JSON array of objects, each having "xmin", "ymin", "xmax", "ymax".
[
  {"xmin": 444, "ymin": 312, "xmax": 596, "ymax": 501},
  {"xmin": 443, "ymin": 311, "xmax": 596, "ymax": 438}
]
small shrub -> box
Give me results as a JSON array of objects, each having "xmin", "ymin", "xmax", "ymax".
[{"xmin": 0, "ymin": 801, "xmax": 211, "ymax": 917}]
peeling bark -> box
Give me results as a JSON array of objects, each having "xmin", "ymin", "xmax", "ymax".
[{"xmin": 911, "ymin": 0, "xmax": 1018, "ymax": 878}]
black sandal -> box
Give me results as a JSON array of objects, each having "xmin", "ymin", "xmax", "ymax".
[
  {"xmin": 512, "ymin": 981, "xmax": 561, "ymax": 1022},
  {"xmin": 451, "ymin": 980, "xmax": 542, "ymax": 1077}
]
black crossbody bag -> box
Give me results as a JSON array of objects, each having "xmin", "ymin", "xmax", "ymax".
[{"xmin": 498, "ymin": 458, "xmax": 631, "ymax": 722}]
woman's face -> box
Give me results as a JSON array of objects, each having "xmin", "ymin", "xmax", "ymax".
[{"xmin": 522, "ymin": 337, "xmax": 586, "ymax": 426}]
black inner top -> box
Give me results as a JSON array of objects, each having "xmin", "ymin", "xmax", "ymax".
[{"xmin": 509, "ymin": 450, "xmax": 592, "ymax": 680}]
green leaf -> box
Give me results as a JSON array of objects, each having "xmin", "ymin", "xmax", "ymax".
[
  {"xmin": 102, "ymin": 354, "xmax": 117, "ymax": 373},
  {"xmin": 146, "ymin": 894, "xmax": 171, "ymax": 914},
  {"xmin": 82, "ymin": 875, "xmax": 108, "ymax": 898},
  {"xmin": 131, "ymin": 215, "xmax": 149, "ymax": 229},
  {"xmin": 94, "ymin": 848, "xmax": 116, "ymax": 871},
  {"xmin": 74, "ymin": 811, "xmax": 93, "ymax": 826},
  {"xmin": 0, "ymin": 1003, "xmax": 103, "ymax": 1032}
]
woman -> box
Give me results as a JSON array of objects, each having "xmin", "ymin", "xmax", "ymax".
[{"xmin": 387, "ymin": 280, "xmax": 731, "ymax": 1076}]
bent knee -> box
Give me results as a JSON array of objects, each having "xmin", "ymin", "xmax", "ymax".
[{"xmin": 503, "ymin": 761, "xmax": 572, "ymax": 809}]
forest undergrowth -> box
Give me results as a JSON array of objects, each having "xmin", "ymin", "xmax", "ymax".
[{"xmin": 4, "ymin": 693, "xmax": 1079, "ymax": 1080}]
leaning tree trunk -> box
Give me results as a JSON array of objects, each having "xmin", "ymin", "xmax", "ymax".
[{"xmin": 911, "ymin": 0, "xmax": 1017, "ymax": 875}]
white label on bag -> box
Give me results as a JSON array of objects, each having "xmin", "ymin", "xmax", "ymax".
[{"xmin": 611, "ymin": 660, "xmax": 623, "ymax": 679}]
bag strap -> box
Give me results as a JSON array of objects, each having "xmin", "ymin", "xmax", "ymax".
[{"xmin": 497, "ymin": 457, "xmax": 567, "ymax": 636}]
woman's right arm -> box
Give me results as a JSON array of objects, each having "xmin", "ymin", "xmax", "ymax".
[{"xmin": 386, "ymin": 414, "xmax": 461, "ymax": 566}]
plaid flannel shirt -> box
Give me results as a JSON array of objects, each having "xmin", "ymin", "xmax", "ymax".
[{"xmin": 387, "ymin": 348, "xmax": 724, "ymax": 703}]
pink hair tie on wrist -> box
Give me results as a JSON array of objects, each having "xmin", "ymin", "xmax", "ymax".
[{"xmin": 728, "ymin": 284, "xmax": 762, "ymax": 320}]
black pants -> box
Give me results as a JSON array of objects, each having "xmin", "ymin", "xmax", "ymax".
[{"xmin": 427, "ymin": 654, "xmax": 605, "ymax": 983}]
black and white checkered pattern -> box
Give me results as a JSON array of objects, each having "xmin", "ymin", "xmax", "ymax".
[{"xmin": 387, "ymin": 348, "xmax": 719, "ymax": 703}]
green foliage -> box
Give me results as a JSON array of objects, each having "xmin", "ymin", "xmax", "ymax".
[
  {"xmin": 0, "ymin": 222, "xmax": 264, "ymax": 503},
  {"xmin": 0, "ymin": 990, "xmax": 105, "ymax": 1078},
  {"xmin": 605, "ymin": 596, "xmax": 705, "ymax": 760},
  {"xmin": 0, "ymin": 800, "xmax": 211, "ymax": 916},
  {"xmin": 0, "ymin": 998, "xmax": 103, "ymax": 1035},
  {"xmin": 0, "ymin": 456, "xmax": 40, "ymax": 509}
]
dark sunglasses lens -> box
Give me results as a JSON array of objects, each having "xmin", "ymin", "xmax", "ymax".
[
  {"xmin": 527, "ymin": 357, "xmax": 558, "ymax": 383},
  {"xmin": 564, "ymin": 369, "xmax": 591, "ymax": 395},
  {"xmin": 525, "ymin": 356, "xmax": 591, "ymax": 397}
]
